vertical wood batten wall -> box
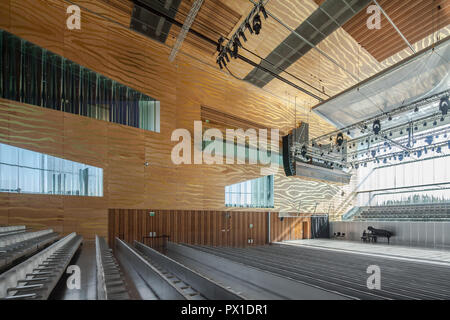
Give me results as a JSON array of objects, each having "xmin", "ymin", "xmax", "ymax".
[{"xmin": 108, "ymin": 209, "xmax": 311, "ymax": 247}]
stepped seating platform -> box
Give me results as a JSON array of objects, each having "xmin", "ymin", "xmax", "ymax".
[
  {"xmin": 354, "ymin": 203, "xmax": 450, "ymax": 221},
  {"xmin": 0, "ymin": 233, "xmax": 82, "ymax": 300},
  {"xmin": 0, "ymin": 229, "xmax": 59, "ymax": 271}
]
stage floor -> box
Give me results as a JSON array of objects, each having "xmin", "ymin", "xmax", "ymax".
[{"xmin": 277, "ymin": 239, "xmax": 450, "ymax": 266}]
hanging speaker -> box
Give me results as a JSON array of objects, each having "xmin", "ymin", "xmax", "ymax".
[
  {"xmin": 440, "ymin": 96, "xmax": 449, "ymax": 116},
  {"xmin": 282, "ymin": 135, "xmax": 295, "ymax": 177},
  {"xmin": 373, "ymin": 119, "xmax": 381, "ymax": 135}
]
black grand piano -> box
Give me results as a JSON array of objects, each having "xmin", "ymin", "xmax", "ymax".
[{"xmin": 367, "ymin": 226, "xmax": 394, "ymax": 244}]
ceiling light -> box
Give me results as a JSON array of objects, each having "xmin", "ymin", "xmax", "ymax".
[{"xmin": 252, "ymin": 14, "xmax": 262, "ymax": 35}]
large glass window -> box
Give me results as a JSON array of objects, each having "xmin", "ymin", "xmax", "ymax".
[
  {"xmin": 0, "ymin": 143, "xmax": 103, "ymax": 196},
  {"xmin": 0, "ymin": 30, "xmax": 160, "ymax": 132},
  {"xmin": 356, "ymin": 155, "xmax": 450, "ymax": 206},
  {"xmin": 225, "ymin": 175, "xmax": 274, "ymax": 208}
]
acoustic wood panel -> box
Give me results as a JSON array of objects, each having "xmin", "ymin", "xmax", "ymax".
[
  {"xmin": 108, "ymin": 209, "xmax": 310, "ymax": 248},
  {"xmin": 341, "ymin": 0, "xmax": 450, "ymax": 62},
  {"xmin": 0, "ymin": 0, "xmax": 347, "ymax": 240}
]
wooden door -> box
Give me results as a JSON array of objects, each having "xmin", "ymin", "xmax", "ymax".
[
  {"xmin": 293, "ymin": 219, "xmax": 303, "ymax": 240},
  {"xmin": 302, "ymin": 221, "xmax": 309, "ymax": 239}
]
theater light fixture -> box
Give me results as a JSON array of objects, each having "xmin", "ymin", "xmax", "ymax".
[
  {"xmin": 252, "ymin": 14, "xmax": 262, "ymax": 34},
  {"xmin": 216, "ymin": 1, "xmax": 268, "ymax": 69},
  {"xmin": 440, "ymin": 96, "xmax": 449, "ymax": 115}
]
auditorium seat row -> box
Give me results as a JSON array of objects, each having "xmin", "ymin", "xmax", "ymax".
[
  {"xmin": 0, "ymin": 233, "xmax": 82, "ymax": 300},
  {"xmin": 354, "ymin": 203, "xmax": 450, "ymax": 221},
  {"xmin": 95, "ymin": 236, "xmax": 130, "ymax": 300},
  {"xmin": 0, "ymin": 226, "xmax": 27, "ymax": 237},
  {"xmin": 0, "ymin": 229, "xmax": 59, "ymax": 271}
]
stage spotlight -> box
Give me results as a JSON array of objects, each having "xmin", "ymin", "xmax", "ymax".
[
  {"xmin": 330, "ymin": 136, "xmax": 333, "ymax": 141},
  {"xmin": 437, "ymin": 146, "xmax": 442, "ymax": 153},
  {"xmin": 389, "ymin": 132, "xmax": 393, "ymax": 136},
  {"xmin": 336, "ymin": 133, "xmax": 344, "ymax": 146},
  {"xmin": 441, "ymin": 117, "xmax": 445, "ymax": 122},
  {"xmin": 260, "ymin": 5, "xmax": 269, "ymax": 19},
  {"xmin": 388, "ymin": 115, "xmax": 392, "ymax": 121},
  {"xmin": 245, "ymin": 20, "xmax": 254, "ymax": 34},
  {"xmin": 373, "ymin": 119, "xmax": 381, "ymax": 135},
  {"xmin": 439, "ymin": 96, "xmax": 449, "ymax": 115},
  {"xmin": 364, "ymin": 124, "xmax": 368, "ymax": 130},
  {"xmin": 217, "ymin": 37, "xmax": 224, "ymax": 53},
  {"xmin": 423, "ymin": 122, "xmax": 427, "ymax": 127},
  {"xmin": 414, "ymin": 106, "xmax": 419, "ymax": 112},
  {"xmin": 414, "ymin": 126, "xmax": 418, "ymax": 131},
  {"xmin": 232, "ymin": 42, "xmax": 239, "ymax": 58},
  {"xmin": 347, "ymin": 130, "xmax": 350, "ymax": 135},
  {"xmin": 301, "ymin": 145, "xmax": 307, "ymax": 157},
  {"xmin": 239, "ymin": 30, "xmax": 247, "ymax": 42},
  {"xmin": 253, "ymin": 14, "xmax": 262, "ymax": 35},
  {"xmin": 433, "ymin": 120, "xmax": 437, "ymax": 126},
  {"xmin": 234, "ymin": 37, "xmax": 242, "ymax": 48}
]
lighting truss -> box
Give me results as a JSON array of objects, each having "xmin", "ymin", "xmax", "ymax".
[
  {"xmin": 216, "ymin": 0, "xmax": 268, "ymax": 69},
  {"xmin": 169, "ymin": 0, "xmax": 204, "ymax": 62},
  {"xmin": 295, "ymin": 90, "xmax": 450, "ymax": 169}
]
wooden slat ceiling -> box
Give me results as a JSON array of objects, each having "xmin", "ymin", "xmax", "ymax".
[{"xmin": 315, "ymin": 0, "xmax": 450, "ymax": 62}]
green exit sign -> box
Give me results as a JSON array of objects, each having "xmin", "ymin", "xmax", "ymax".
[{"xmin": 149, "ymin": 212, "xmax": 155, "ymax": 217}]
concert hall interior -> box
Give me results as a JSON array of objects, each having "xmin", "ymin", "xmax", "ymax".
[{"xmin": 0, "ymin": 0, "xmax": 450, "ymax": 302}]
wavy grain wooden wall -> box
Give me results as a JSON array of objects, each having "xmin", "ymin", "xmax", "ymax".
[
  {"xmin": 108, "ymin": 209, "xmax": 311, "ymax": 248},
  {"xmin": 0, "ymin": 0, "xmax": 344, "ymax": 239}
]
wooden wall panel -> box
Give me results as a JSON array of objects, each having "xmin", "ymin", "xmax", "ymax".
[
  {"xmin": 0, "ymin": 0, "xmax": 347, "ymax": 240},
  {"xmin": 108, "ymin": 209, "xmax": 310, "ymax": 248}
]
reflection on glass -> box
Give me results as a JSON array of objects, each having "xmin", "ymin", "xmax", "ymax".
[
  {"xmin": 0, "ymin": 143, "xmax": 103, "ymax": 197},
  {"xmin": 0, "ymin": 29, "xmax": 160, "ymax": 132},
  {"xmin": 225, "ymin": 175, "xmax": 274, "ymax": 208}
]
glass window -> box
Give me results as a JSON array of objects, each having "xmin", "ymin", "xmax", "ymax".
[
  {"xmin": 225, "ymin": 175, "xmax": 274, "ymax": 208},
  {"xmin": 0, "ymin": 30, "xmax": 160, "ymax": 133},
  {"xmin": 0, "ymin": 143, "xmax": 103, "ymax": 197}
]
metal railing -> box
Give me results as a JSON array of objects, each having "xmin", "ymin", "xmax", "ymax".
[{"xmin": 95, "ymin": 235, "xmax": 130, "ymax": 300}]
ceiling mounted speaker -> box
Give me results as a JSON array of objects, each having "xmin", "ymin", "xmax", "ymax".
[
  {"xmin": 336, "ymin": 132, "xmax": 344, "ymax": 146},
  {"xmin": 440, "ymin": 96, "xmax": 449, "ymax": 115},
  {"xmin": 373, "ymin": 119, "xmax": 381, "ymax": 135}
]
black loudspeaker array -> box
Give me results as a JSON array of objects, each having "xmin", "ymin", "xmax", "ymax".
[{"xmin": 282, "ymin": 134, "xmax": 296, "ymax": 177}]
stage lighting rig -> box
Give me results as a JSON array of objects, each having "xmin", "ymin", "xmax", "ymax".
[
  {"xmin": 216, "ymin": 1, "xmax": 268, "ymax": 69},
  {"xmin": 440, "ymin": 96, "xmax": 449, "ymax": 115}
]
